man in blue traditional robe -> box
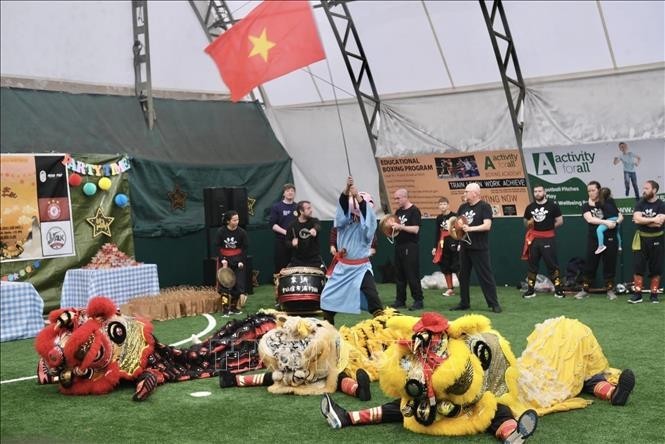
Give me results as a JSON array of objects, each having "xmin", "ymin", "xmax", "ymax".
[{"xmin": 321, "ymin": 177, "xmax": 385, "ymax": 325}]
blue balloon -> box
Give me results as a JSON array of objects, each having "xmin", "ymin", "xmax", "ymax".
[
  {"xmin": 82, "ymin": 182, "xmax": 97, "ymax": 196},
  {"xmin": 114, "ymin": 193, "xmax": 129, "ymax": 208}
]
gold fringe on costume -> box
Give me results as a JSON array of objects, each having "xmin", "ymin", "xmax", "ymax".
[
  {"xmin": 338, "ymin": 308, "xmax": 401, "ymax": 381},
  {"xmin": 516, "ymin": 316, "xmax": 620, "ymax": 415}
]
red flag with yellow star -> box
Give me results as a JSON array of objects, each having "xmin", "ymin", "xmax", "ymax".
[{"xmin": 205, "ymin": 0, "xmax": 325, "ymax": 102}]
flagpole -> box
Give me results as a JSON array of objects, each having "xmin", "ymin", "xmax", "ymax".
[{"xmin": 324, "ymin": 58, "xmax": 352, "ymax": 177}]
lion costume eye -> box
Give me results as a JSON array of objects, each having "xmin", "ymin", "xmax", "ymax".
[{"xmin": 107, "ymin": 322, "xmax": 126, "ymax": 344}]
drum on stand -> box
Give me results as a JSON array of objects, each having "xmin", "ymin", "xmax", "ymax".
[{"xmin": 277, "ymin": 267, "xmax": 326, "ymax": 315}]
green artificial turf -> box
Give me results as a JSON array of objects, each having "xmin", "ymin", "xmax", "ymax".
[{"xmin": 1, "ymin": 284, "xmax": 664, "ymax": 443}]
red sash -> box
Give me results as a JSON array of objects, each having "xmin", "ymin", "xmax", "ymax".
[
  {"xmin": 326, "ymin": 249, "xmax": 370, "ymax": 277},
  {"xmin": 219, "ymin": 248, "xmax": 242, "ymax": 257},
  {"xmin": 432, "ymin": 230, "xmax": 450, "ymax": 264},
  {"xmin": 521, "ymin": 229, "xmax": 556, "ymax": 260}
]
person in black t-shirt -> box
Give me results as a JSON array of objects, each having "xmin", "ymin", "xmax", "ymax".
[
  {"xmin": 432, "ymin": 197, "xmax": 459, "ymax": 296},
  {"xmin": 629, "ymin": 180, "xmax": 665, "ymax": 304},
  {"xmin": 389, "ymin": 188, "xmax": 424, "ymax": 310},
  {"xmin": 574, "ymin": 181, "xmax": 623, "ymax": 301},
  {"xmin": 269, "ymin": 183, "xmax": 298, "ymax": 275},
  {"xmin": 450, "ymin": 183, "xmax": 502, "ymax": 313},
  {"xmin": 215, "ymin": 210, "xmax": 249, "ymax": 314},
  {"xmin": 286, "ymin": 200, "xmax": 324, "ymax": 271},
  {"xmin": 521, "ymin": 185, "xmax": 564, "ymax": 298}
]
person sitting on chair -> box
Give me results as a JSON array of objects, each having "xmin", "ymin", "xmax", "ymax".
[{"xmin": 216, "ymin": 210, "xmax": 248, "ymax": 314}]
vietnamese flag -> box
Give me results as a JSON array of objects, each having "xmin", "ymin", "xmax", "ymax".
[{"xmin": 205, "ymin": 0, "xmax": 326, "ymax": 102}]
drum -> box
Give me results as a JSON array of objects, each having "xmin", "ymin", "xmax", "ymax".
[{"xmin": 277, "ymin": 267, "xmax": 326, "ymax": 314}]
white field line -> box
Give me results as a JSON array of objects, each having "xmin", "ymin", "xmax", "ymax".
[{"xmin": 1, "ymin": 314, "xmax": 217, "ymax": 385}]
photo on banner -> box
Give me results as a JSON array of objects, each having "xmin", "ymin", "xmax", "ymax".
[
  {"xmin": 525, "ymin": 139, "xmax": 665, "ymax": 215},
  {"xmin": 0, "ymin": 154, "xmax": 76, "ymax": 262},
  {"xmin": 378, "ymin": 149, "xmax": 530, "ymax": 217}
]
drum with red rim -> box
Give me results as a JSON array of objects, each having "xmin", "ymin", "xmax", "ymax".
[{"xmin": 277, "ymin": 267, "xmax": 326, "ymax": 314}]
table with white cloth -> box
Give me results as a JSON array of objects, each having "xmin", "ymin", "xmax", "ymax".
[
  {"xmin": 0, "ymin": 281, "xmax": 45, "ymax": 342},
  {"xmin": 61, "ymin": 264, "xmax": 160, "ymax": 309}
]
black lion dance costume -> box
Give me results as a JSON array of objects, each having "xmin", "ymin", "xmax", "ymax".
[
  {"xmin": 35, "ymin": 296, "xmax": 276, "ymax": 401},
  {"xmin": 321, "ymin": 312, "xmax": 635, "ymax": 443}
]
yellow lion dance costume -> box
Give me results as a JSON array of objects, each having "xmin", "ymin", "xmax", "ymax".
[{"xmin": 321, "ymin": 313, "xmax": 634, "ymax": 443}]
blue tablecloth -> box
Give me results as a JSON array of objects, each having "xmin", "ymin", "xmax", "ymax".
[
  {"xmin": 0, "ymin": 281, "xmax": 45, "ymax": 342},
  {"xmin": 61, "ymin": 264, "xmax": 160, "ymax": 309}
]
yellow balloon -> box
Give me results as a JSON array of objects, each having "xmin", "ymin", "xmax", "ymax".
[{"xmin": 98, "ymin": 177, "xmax": 112, "ymax": 191}]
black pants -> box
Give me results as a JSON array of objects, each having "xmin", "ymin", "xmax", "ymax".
[
  {"xmin": 273, "ymin": 238, "xmax": 292, "ymax": 274},
  {"xmin": 583, "ymin": 233, "xmax": 618, "ymax": 290},
  {"xmin": 634, "ymin": 234, "xmax": 664, "ymax": 279},
  {"xmin": 379, "ymin": 399, "xmax": 514, "ymax": 438},
  {"xmin": 394, "ymin": 243, "xmax": 423, "ymax": 304},
  {"xmin": 437, "ymin": 237, "xmax": 460, "ymax": 274},
  {"xmin": 527, "ymin": 237, "xmax": 561, "ymax": 288},
  {"xmin": 459, "ymin": 248, "xmax": 499, "ymax": 308},
  {"xmin": 323, "ymin": 270, "xmax": 383, "ymax": 325}
]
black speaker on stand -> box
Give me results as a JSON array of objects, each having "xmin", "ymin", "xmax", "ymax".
[{"xmin": 202, "ymin": 187, "xmax": 252, "ymax": 294}]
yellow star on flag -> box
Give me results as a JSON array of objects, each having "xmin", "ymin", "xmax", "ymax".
[{"xmin": 248, "ymin": 28, "xmax": 276, "ymax": 62}]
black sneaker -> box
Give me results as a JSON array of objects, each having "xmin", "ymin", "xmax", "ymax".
[
  {"xmin": 408, "ymin": 301, "xmax": 424, "ymax": 311},
  {"xmin": 503, "ymin": 409, "xmax": 538, "ymax": 443},
  {"xmin": 522, "ymin": 288, "xmax": 536, "ymax": 299},
  {"xmin": 390, "ymin": 301, "xmax": 406, "ymax": 309},
  {"xmin": 320, "ymin": 394, "xmax": 350, "ymax": 429},
  {"xmin": 610, "ymin": 369, "xmax": 635, "ymax": 406},
  {"xmin": 450, "ymin": 305, "xmax": 470, "ymax": 311},
  {"xmin": 490, "ymin": 305, "xmax": 503, "ymax": 313},
  {"xmin": 355, "ymin": 369, "xmax": 371, "ymax": 401},
  {"xmin": 219, "ymin": 371, "xmax": 237, "ymax": 388},
  {"xmin": 650, "ymin": 294, "xmax": 660, "ymax": 304},
  {"xmin": 554, "ymin": 289, "xmax": 565, "ymax": 299},
  {"xmin": 628, "ymin": 294, "xmax": 643, "ymax": 304}
]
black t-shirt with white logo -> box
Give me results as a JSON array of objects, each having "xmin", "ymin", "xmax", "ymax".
[
  {"xmin": 434, "ymin": 211, "xmax": 457, "ymax": 243},
  {"xmin": 634, "ymin": 198, "xmax": 665, "ymax": 233},
  {"xmin": 215, "ymin": 226, "xmax": 248, "ymax": 264},
  {"xmin": 523, "ymin": 199, "xmax": 562, "ymax": 231},
  {"xmin": 457, "ymin": 200, "xmax": 493, "ymax": 251},
  {"xmin": 286, "ymin": 217, "xmax": 322, "ymax": 262},
  {"xmin": 581, "ymin": 201, "xmax": 616, "ymax": 237},
  {"xmin": 395, "ymin": 205, "xmax": 421, "ymax": 245}
]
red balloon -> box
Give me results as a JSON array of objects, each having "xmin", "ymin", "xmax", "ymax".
[{"xmin": 68, "ymin": 173, "xmax": 82, "ymax": 187}]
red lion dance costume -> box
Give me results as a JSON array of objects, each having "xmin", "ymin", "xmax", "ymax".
[{"xmin": 35, "ymin": 296, "xmax": 276, "ymax": 401}]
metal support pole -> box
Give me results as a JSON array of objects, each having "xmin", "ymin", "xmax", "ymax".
[
  {"xmin": 479, "ymin": 0, "xmax": 532, "ymax": 197},
  {"xmin": 320, "ymin": 0, "xmax": 390, "ymax": 213},
  {"xmin": 131, "ymin": 1, "xmax": 156, "ymax": 129}
]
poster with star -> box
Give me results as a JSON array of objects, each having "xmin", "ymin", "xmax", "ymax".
[{"xmin": 1, "ymin": 154, "xmax": 76, "ymax": 262}]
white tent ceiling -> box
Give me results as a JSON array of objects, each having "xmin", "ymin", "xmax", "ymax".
[
  {"xmin": 2, "ymin": 1, "xmax": 664, "ymax": 218},
  {"xmin": 2, "ymin": 1, "xmax": 663, "ymax": 105}
]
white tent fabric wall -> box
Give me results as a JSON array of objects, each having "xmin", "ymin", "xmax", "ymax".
[{"xmin": 267, "ymin": 103, "xmax": 382, "ymax": 220}]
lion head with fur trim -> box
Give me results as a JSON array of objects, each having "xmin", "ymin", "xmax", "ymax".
[
  {"xmin": 258, "ymin": 315, "xmax": 343, "ymax": 396},
  {"xmin": 378, "ymin": 313, "xmax": 524, "ymax": 436}
]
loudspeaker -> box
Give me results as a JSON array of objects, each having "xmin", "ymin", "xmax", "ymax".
[
  {"xmin": 225, "ymin": 187, "xmax": 248, "ymax": 228},
  {"xmin": 203, "ymin": 187, "xmax": 249, "ymax": 227},
  {"xmin": 203, "ymin": 188, "xmax": 228, "ymax": 227}
]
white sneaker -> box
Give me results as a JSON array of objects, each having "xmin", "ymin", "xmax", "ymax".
[
  {"xmin": 594, "ymin": 245, "xmax": 607, "ymax": 255},
  {"xmin": 607, "ymin": 290, "xmax": 617, "ymax": 301},
  {"xmin": 443, "ymin": 289, "xmax": 455, "ymax": 297},
  {"xmin": 574, "ymin": 290, "xmax": 588, "ymax": 300}
]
